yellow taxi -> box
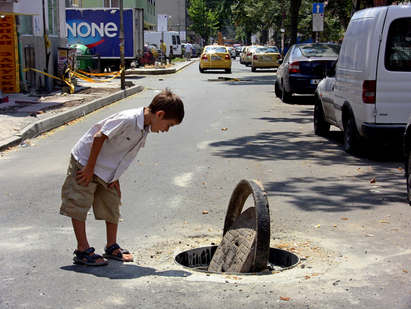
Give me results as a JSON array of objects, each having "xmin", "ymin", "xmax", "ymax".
[
  {"xmin": 239, "ymin": 46, "xmax": 248, "ymax": 64},
  {"xmin": 244, "ymin": 45, "xmax": 263, "ymax": 66},
  {"xmin": 250, "ymin": 46, "xmax": 282, "ymax": 72},
  {"xmin": 199, "ymin": 45, "xmax": 232, "ymax": 73}
]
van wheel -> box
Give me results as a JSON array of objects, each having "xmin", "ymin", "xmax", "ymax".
[
  {"xmin": 343, "ymin": 116, "xmax": 359, "ymax": 153},
  {"xmin": 314, "ymin": 97, "xmax": 330, "ymax": 136},
  {"xmin": 274, "ymin": 81, "xmax": 282, "ymax": 98}
]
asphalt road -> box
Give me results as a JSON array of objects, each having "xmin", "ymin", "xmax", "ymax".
[{"xmin": 1, "ymin": 59, "xmax": 410, "ymax": 308}]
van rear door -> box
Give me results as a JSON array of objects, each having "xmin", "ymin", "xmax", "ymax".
[{"xmin": 376, "ymin": 6, "xmax": 411, "ymax": 124}]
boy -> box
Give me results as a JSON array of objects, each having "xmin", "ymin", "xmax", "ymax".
[{"xmin": 60, "ymin": 88, "xmax": 184, "ymax": 266}]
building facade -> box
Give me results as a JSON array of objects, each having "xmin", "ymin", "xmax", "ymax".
[
  {"xmin": 154, "ymin": 0, "xmax": 189, "ymax": 42},
  {"xmin": 0, "ymin": 0, "xmax": 66, "ymax": 92},
  {"xmin": 75, "ymin": 0, "xmax": 157, "ymax": 30}
]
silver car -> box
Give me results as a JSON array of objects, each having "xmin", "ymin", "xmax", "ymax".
[{"xmin": 227, "ymin": 47, "xmax": 236, "ymax": 60}]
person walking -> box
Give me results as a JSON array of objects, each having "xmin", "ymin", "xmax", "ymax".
[
  {"xmin": 185, "ymin": 42, "xmax": 193, "ymax": 61},
  {"xmin": 160, "ymin": 39, "xmax": 167, "ymax": 64}
]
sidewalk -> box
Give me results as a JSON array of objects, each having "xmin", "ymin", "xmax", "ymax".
[{"xmin": 0, "ymin": 60, "xmax": 194, "ymax": 152}]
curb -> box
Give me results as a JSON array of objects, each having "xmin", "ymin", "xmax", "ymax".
[
  {"xmin": 0, "ymin": 85, "xmax": 144, "ymax": 152},
  {"xmin": 126, "ymin": 60, "xmax": 194, "ymax": 75},
  {"xmin": 0, "ymin": 60, "xmax": 195, "ymax": 152}
]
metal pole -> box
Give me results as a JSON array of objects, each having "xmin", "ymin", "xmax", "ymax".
[{"xmin": 120, "ymin": 0, "xmax": 125, "ymax": 90}]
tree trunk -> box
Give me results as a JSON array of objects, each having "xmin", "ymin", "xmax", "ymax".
[{"xmin": 289, "ymin": 0, "xmax": 302, "ymax": 46}]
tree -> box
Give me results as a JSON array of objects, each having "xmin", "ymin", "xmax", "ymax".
[
  {"xmin": 289, "ymin": 0, "xmax": 302, "ymax": 46},
  {"xmin": 187, "ymin": 0, "xmax": 219, "ymax": 45}
]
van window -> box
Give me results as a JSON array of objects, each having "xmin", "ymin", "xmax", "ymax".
[
  {"xmin": 172, "ymin": 35, "xmax": 177, "ymax": 45},
  {"xmin": 385, "ymin": 17, "xmax": 411, "ymax": 71},
  {"xmin": 177, "ymin": 35, "xmax": 181, "ymax": 45}
]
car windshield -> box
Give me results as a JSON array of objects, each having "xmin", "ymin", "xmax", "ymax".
[
  {"xmin": 256, "ymin": 47, "xmax": 279, "ymax": 53},
  {"xmin": 297, "ymin": 44, "xmax": 340, "ymax": 58},
  {"xmin": 204, "ymin": 46, "xmax": 227, "ymax": 53}
]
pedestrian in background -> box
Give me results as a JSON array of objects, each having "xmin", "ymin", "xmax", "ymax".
[
  {"xmin": 169, "ymin": 45, "xmax": 174, "ymax": 64},
  {"xmin": 185, "ymin": 41, "xmax": 193, "ymax": 61},
  {"xmin": 160, "ymin": 39, "xmax": 167, "ymax": 64}
]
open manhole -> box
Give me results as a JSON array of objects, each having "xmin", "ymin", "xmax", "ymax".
[{"xmin": 175, "ymin": 179, "xmax": 300, "ymax": 274}]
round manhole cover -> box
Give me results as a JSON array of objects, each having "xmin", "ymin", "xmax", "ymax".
[
  {"xmin": 174, "ymin": 179, "xmax": 300, "ymax": 275},
  {"xmin": 208, "ymin": 207, "xmax": 257, "ymax": 273}
]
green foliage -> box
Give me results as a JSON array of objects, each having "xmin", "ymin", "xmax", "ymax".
[
  {"xmin": 193, "ymin": 0, "xmax": 390, "ymax": 46},
  {"xmin": 187, "ymin": 0, "xmax": 219, "ymax": 44}
]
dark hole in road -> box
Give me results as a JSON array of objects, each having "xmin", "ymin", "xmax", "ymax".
[
  {"xmin": 174, "ymin": 179, "xmax": 300, "ymax": 275},
  {"xmin": 174, "ymin": 246, "xmax": 300, "ymax": 275}
]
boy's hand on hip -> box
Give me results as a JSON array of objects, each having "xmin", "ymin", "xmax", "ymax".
[
  {"xmin": 76, "ymin": 166, "xmax": 94, "ymax": 187},
  {"xmin": 109, "ymin": 180, "xmax": 121, "ymax": 198}
]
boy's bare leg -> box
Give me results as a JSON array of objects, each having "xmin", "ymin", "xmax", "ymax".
[
  {"xmin": 72, "ymin": 218, "xmax": 106, "ymax": 263},
  {"xmin": 106, "ymin": 221, "xmax": 133, "ymax": 261}
]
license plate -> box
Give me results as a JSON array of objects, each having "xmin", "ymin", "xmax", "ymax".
[
  {"xmin": 211, "ymin": 56, "xmax": 221, "ymax": 60},
  {"xmin": 311, "ymin": 79, "xmax": 321, "ymax": 85},
  {"xmin": 262, "ymin": 57, "xmax": 271, "ymax": 60}
]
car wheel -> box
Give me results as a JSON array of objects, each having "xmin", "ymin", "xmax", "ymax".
[
  {"xmin": 199, "ymin": 66, "xmax": 204, "ymax": 73},
  {"xmin": 225, "ymin": 68, "xmax": 231, "ymax": 73},
  {"xmin": 281, "ymin": 83, "xmax": 292, "ymax": 103},
  {"xmin": 274, "ymin": 80, "xmax": 282, "ymax": 98},
  {"xmin": 251, "ymin": 66, "xmax": 256, "ymax": 72},
  {"xmin": 406, "ymin": 145, "xmax": 411, "ymax": 205},
  {"xmin": 314, "ymin": 97, "xmax": 330, "ymax": 136},
  {"xmin": 343, "ymin": 116, "xmax": 359, "ymax": 153}
]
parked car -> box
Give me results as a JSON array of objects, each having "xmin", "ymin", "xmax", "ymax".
[
  {"xmin": 199, "ymin": 45, "xmax": 232, "ymax": 73},
  {"xmin": 244, "ymin": 45, "xmax": 262, "ymax": 66},
  {"xmin": 251, "ymin": 46, "xmax": 282, "ymax": 72},
  {"xmin": 235, "ymin": 46, "xmax": 242, "ymax": 57},
  {"xmin": 136, "ymin": 44, "xmax": 157, "ymax": 67},
  {"xmin": 239, "ymin": 46, "xmax": 248, "ymax": 64},
  {"xmin": 314, "ymin": 67, "xmax": 335, "ymax": 136},
  {"xmin": 227, "ymin": 47, "xmax": 236, "ymax": 60},
  {"xmin": 314, "ymin": 5, "xmax": 411, "ymax": 154},
  {"xmin": 275, "ymin": 43, "xmax": 340, "ymax": 103},
  {"xmin": 194, "ymin": 44, "xmax": 202, "ymax": 57}
]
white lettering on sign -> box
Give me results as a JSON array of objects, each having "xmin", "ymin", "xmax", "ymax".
[{"xmin": 66, "ymin": 22, "xmax": 118, "ymax": 38}]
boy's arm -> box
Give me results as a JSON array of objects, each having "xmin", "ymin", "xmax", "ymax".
[{"xmin": 76, "ymin": 131, "xmax": 108, "ymax": 187}]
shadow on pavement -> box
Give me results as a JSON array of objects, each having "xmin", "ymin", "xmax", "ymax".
[
  {"xmin": 208, "ymin": 113, "xmax": 406, "ymax": 212},
  {"xmin": 61, "ymin": 263, "xmax": 192, "ymax": 279}
]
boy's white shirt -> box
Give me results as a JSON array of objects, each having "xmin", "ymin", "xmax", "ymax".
[{"xmin": 72, "ymin": 107, "xmax": 149, "ymax": 183}]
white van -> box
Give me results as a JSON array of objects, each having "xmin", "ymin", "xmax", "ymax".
[
  {"xmin": 144, "ymin": 31, "xmax": 182, "ymax": 57},
  {"xmin": 315, "ymin": 5, "xmax": 411, "ymax": 153}
]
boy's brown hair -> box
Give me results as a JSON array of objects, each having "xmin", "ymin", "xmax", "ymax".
[{"xmin": 148, "ymin": 88, "xmax": 185, "ymax": 124}]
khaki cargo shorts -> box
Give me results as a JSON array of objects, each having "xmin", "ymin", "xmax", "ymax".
[{"xmin": 60, "ymin": 155, "xmax": 121, "ymax": 224}]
